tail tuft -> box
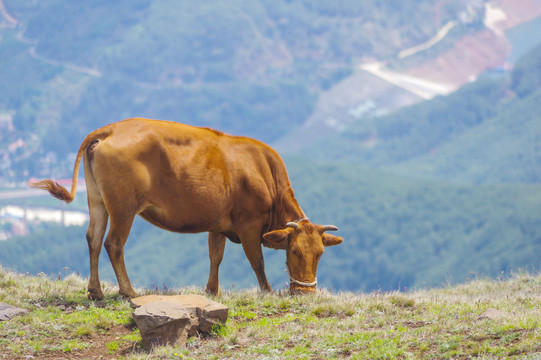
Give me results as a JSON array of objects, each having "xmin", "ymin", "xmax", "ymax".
[{"xmin": 31, "ymin": 179, "xmax": 74, "ymax": 203}]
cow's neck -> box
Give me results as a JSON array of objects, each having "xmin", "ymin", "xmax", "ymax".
[
  {"xmin": 284, "ymin": 200, "xmax": 306, "ymax": 223},
  {"xmin": 275, "ymin": 187, "xmax": 306, "ymax": 229}
]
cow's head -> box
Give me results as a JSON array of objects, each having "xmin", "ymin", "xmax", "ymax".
[{"xmin": 263, "ymin": 219, "xmax": 343, "ymax": 294}]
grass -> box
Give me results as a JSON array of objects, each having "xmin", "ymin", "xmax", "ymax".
[{"xmin": 1, "ymin": 266, "xmax": 541, "ymax": 359}]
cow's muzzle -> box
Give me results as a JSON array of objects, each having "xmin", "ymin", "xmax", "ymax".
[
  {"xmin": 289, "ymin": 282, "xmax": 317, "ymax": 294},
  {"xmin": 286, "ymin": 262, "xmax": 317, "ymax": 294}
]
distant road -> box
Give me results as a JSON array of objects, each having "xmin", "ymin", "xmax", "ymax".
[
  {"xmin": 398, "ymin": 21, "xmax": 457, "ymax": 59},
  {"xmin": 2, "ymin": 0, "xmax": 102, "ymax": 78},
  {"xmin": 0, "ymin": 0, "xmax": 18, "ymax": 28},
  {"xmin": 359, "ymin": 19, "xmax": 459, "ymax": 100}
]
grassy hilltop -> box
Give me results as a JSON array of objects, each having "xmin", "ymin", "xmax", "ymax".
[{"xmin": 1, "ymin": 266, "xmax": 541, "ymax": 359}]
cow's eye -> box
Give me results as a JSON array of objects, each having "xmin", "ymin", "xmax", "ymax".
[{"xmin": 291, "ymin": 248, "xmax": 298, "ymax": 257}]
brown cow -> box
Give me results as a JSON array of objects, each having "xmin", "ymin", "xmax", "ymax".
[{"xmin": 32, "ymin": 118, "xmax": 343, "ymax": 298}]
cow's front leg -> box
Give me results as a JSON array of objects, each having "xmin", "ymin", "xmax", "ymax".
[
  {"xmin": 104, "ymin": 215, "xmax": 138, "ymax": 298},
  {"xmin": 240, "ymin": 231, "xmax": 273, "ymax": 293},
  {"xmin": 206, "ymin": 232, "xmax": 226, "ymax": 295}
]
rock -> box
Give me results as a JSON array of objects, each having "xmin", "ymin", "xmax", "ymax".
[
  {"xmin": 0, "ymin": 303, "xmax": 28, "ymax": 321},
  {"xmin": 131, "ymin": 294, "xmax": 228, "ymax": 335},
  {"xmin": 133, "ymin": 301, "xmax": 192, "ymax": 348},
  {"xmin": 477, "ymin": 308, "xmax": 513, "ymax": 321},
  {"xmin": 131, "ymin": 294, "xmax": 229, "ymax": 348}
]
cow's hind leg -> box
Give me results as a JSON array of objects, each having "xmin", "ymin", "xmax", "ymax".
[
  {"xmin": 104, "ymin": 214, "xmax": 138, "ymax": 298},
  {"xmin": 86, "ymin": 198, "xmax": 108, "ymax": 299},
  {"xmin": 239, "ymin": 230, "xmax": 273, "ymax": 293},
  {"xmin": 206, "ymin": 232, "xmax": 226, "ymax": 295}
]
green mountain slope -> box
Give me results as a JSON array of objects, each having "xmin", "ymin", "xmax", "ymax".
[
  {"xmin": 392, "ymin": 90, "xmax": 541, "ymax": 183},
  {"xmin": 0, "ymin": 0, "xmax": 465, "ymax": 180},
  {"xmin": 2, "ymin": 2, "xmax": 541, "ymax": 295},
  {"xmin": 288, "ymin": 160, "xmax": 541, "ymax": 291},
  {"xmin": 304, "ymin": 43, "xmax": 541, "ymax": 184},
  {"xmin": 2, "ymin": 160, "xmax": 541, "ymax": 292}
]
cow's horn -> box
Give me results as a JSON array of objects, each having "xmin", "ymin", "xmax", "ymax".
[
  {"xmin": 286, "ymin": 222, "xmax": 300, "ymax": 229},
  {"xmin": 321, "ymin": 225, "xmax": 338, "ymax": 231}
]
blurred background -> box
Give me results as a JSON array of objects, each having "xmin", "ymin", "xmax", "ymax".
[{"xmin": 1, "ymin": 0, "xmax": 541, "ymax": 292}]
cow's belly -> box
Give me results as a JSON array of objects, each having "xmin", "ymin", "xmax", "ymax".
[{"xmin": 138, "ymin": 205, "xmax": 226, "ymax": 234}]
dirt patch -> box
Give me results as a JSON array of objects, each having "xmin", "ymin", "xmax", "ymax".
[{"xmin": 0, "ymin": 325, "xmax": 137, "ymax": 360}]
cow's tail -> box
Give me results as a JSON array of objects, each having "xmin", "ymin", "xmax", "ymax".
[{"xmin": 31, "ymin": 129, "xmax": 110, "ymax": 204}]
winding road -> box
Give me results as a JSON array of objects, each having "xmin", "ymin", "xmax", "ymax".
[
  {"xmin": 358, "ymin": 19, "xmax": 462, "ymax": 100},
  {"xmin": 0, "ymin": 0, "xmax": 102, "ymax": 77}
]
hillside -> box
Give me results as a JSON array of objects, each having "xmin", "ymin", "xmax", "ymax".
[
  {"xmin": 2, "ymin": 44, "xmax": 541, "ymax": 295},
  {"xmin": 2, "ymin": 161, "xmax": 541, "ymax": 293},
  {"xmin": 303, "ymin": 42, "xmax": 541, "ymax": 184},
  {"xmin": 275, "ymin": 1, "xmax": 541, "ymax": 152},
  {"xmin": 0, "ymin": 0, "xmax": 464, "ymax": 181},
  {"xmin": 2, "ymin": 0, "xmax": 541, "ymax": 302},
  {"xmin": 4, "ymin": 1, "xmax": 540, "ymax": 181},
  {"xmin": 1, "ymin": 267, "xmax": 541, "ymax": 359}
]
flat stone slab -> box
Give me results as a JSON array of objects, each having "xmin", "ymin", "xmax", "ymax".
[
  {"xmin": 0, "ymin": 303, "xmax": 28, "ymax": 321},
  {"xmin": 131, "ymin": 294, "xmax": 228, "ymax": 345},
  {"xmin": 133, "ymin": 301, "xmax": 192, "ymax": 348}
]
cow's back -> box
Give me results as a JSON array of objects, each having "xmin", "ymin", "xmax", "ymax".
[{"xmin": 87, "ymin": 118, "xmax": 284, "ymax": 234}]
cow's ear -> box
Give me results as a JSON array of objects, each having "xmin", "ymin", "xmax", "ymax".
[
  {"xmin": 262, "ymin": 229, "xmax": 290, "ymax": 250},
  {"xmin": 322, "ymin": 234, "xmax": 343, "ymax": 247}
]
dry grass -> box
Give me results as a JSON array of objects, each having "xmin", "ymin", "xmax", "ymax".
[{"xmin": 1, "ymin": 266, "xmax": 541, "ymax": 359}]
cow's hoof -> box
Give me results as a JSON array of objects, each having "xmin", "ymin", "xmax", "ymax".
[
  {"xmin": 88, "ymin": 288, "xmax": 104, "ymax": 300},
  {"xmin": 205, "ymin": 286, "xmax": 219, "ymax": 296}
]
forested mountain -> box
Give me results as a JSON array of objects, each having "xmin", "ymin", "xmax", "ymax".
[
  {"xmin": 2, "ymin": 160, "xmax": 541, "ymax": 292},
  {"xmin": 1, "ymin": 1, "xmax": 541, "ymax": 293},
  {"xmin": 0, "ymin": 0, "xmax": 462, "ymax": 180},
  {"xmin": 305, "ymin": 43, "xmax": 541, "ymax": 184}
]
